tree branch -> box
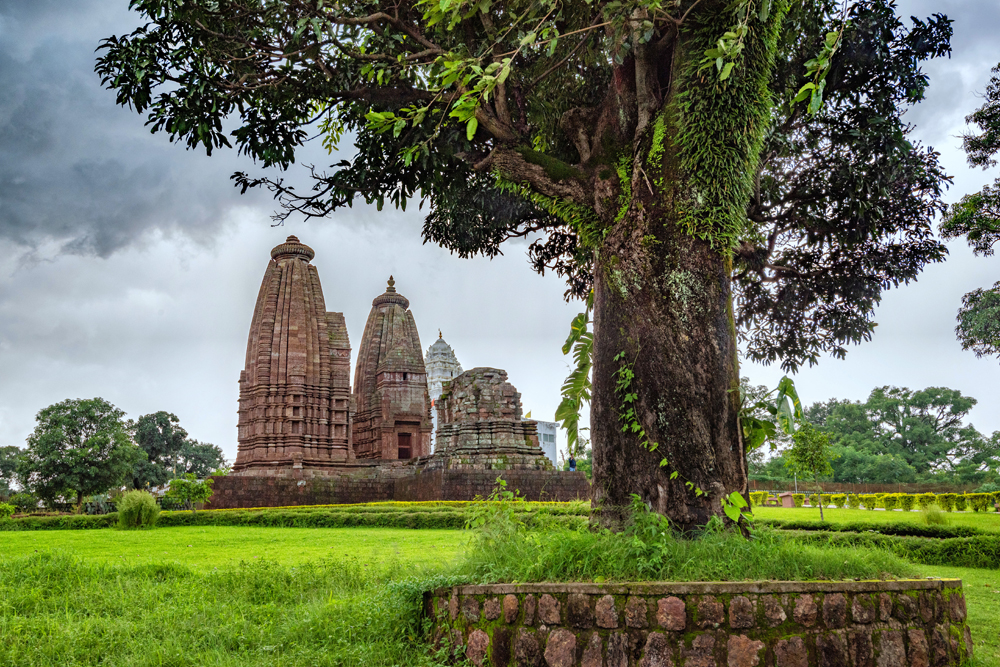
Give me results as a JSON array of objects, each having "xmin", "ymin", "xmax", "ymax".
[{"xmin": 475, "ymin": 147, "xmax": 591, "ymax": 207}]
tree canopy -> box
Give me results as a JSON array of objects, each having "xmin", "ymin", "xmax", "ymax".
[
  {"xmin": 16, "ymin": 398, "xmax": 145, "ymax": 511},
  {"xmin": 940, "ymin": 62, "xmax": 1000, "ymax": 362},
  {"xmin": 96, "ymin": 0, "xmax": 954, "ymax": 529},
  {"xmin": 0, "ymin": 446, "xmax": 21, "ymax": 498},
  {"xmin": 131, "ymin": 411, "xmax": 225, "ymax": 489},
  {"xmin": 97, "ymin": 0, "xmax": 952, "ymax": 372}
]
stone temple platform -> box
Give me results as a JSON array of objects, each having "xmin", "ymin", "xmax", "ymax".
[{"xmin": 205, "ymin": 464, "xmax": 589, "ymax": 508}]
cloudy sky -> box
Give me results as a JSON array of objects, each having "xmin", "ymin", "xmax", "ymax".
[{"xmin": 1, "ymin": 0, "xmax": 998, "ymax": 464}]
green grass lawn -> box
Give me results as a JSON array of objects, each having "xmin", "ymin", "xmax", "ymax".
[
  {"xmin": 1, "ymin": 523, "xmax": 997, "ymax": 666},
  {"xmin": 0, "ymin": 525, "xmax": 466, "ymax": 571},
  {"xmin": 754, "ymin": 505, "xmax": 1000, "ymax": 532}
]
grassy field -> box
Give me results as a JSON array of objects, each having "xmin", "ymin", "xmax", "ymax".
[
  {"xmin": 754, "ymin": 505, "xmax": 1000, "ymax": 532},
  {"xmin": 1, "ymin": 519, "xmax": 997, "ymax": 666},
  {"xmin": 0, "ymin": 526, "xmax": 466, "ymax": 571}
]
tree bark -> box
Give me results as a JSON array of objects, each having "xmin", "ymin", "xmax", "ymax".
[
  {"xmin": 587, "ymin": 1, "xmax": 785, "ymax": 533},
  {"xmin": 590, "ymin": 205, "xmax": 745, "ymax": 533}
]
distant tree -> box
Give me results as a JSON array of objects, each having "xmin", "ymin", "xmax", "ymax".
[
  {"xmin": 131, "ymin": 412, "xmax": 189, "ymax": 489},
  {"xmin": 132, "ymin": 412, "xmax": 226, "ymax": 488},
  {"xmin": 829, "ymin": 445, "xmax": 915, "ymax": 484},
  {"xmin": 0, "ymin": 446, "xmax": 22, "ymax": 498},
  {"xmin": 940, "ymin": 62, "xmax": 1000, "ymax": 361},
  {"xmin": 178, "ymin": 440, "xmax": 226, "ymax": 478},
  {"xmin": 17, "ymin": 398, "xmax": 145, "ymax": 513},
  {"xmin": 164, "ymin": 474, "xmax": 215, "ymax": 513},
  {"xmin": 805, "ymin": 386, "xmax": 998, "ymax": 479},
  {"xmin": 785, "ymin": 423, "xmax": 835, "ymax": 520}
]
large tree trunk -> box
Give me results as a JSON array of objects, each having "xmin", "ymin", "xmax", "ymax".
[
  {"xmin": 587, "ymin": 2, "xmax": 786, "ymax": 532},
  {"xmin": 590, "ymin": 202, "xmax": 745, "ymax": 533}
]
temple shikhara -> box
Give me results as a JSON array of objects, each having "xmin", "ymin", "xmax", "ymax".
[{"xmin": 215, "ymin": 236, "xmax": 589, "ymax": 507}]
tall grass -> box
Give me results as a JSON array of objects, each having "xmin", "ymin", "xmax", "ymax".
[
  {"xmin": 456, "ymin": 498, "xmax": 916, "ymax": 583},
  {"xmin": 0, "ymin": 552, "xmax": 457, "ymax": 667}
]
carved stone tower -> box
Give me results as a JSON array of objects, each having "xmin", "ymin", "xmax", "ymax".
[
  {"xmin": 352, "ymin": 277, "xmax": 433, "ymax": 460},
  {"xmin": 233, "ymin": 236, "xmax": 352, "ymax": 473}
]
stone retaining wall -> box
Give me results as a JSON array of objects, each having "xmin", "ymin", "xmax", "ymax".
[
  {"xmin": 206, "ymin": 468, "xmax": 590, "ymax": 508},
  {"xmin": 425, "ymin": 580, "xmax": 972, "ymax": 667}
]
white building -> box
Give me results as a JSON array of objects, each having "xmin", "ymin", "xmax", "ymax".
[
  {"xmin": 534, "ymin": 420, "xmax": 558, "ymax": 466},
  {"xmin": 424, "ymin": 332, "xmax": 463, "ymax": 451}
]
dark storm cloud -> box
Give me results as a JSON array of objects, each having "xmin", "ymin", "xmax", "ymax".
[{"xmin": 0, "ymin": 0, "xmax": 270, "ymax": 257}]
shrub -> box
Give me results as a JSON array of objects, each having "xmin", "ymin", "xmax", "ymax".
[
  {"xmin": 967, "ymin": 493, "xmax": 992, "ymax": 512},
  {"xmin": 954, "ymin": 495, "xmax": 968, "ymax": 511},
  {"xmin": 899, "ymin": 494, "xmax": 916, "ymax": 511},
  {"xmin": 9, "ymin": 492, "xmax": 38, "ymax": 514},
  {"xmin": 916, "ymin": 493, "xmax": 936, "ymax": 510},
  {"xmin": 936, "ymin": 493, "xmax": 956, "ymax": 512},
  {"xmin": 792, "ymin": 494, "xmax": 805, "ymax": 507},
  {"xmin": 820, "ymin": 494, "xmax": 833, "ymax": 506},
  {"xmin": 974, "ymin": 482, "xmax": 1000, "ymax": 494},
  {"xmin": 808, "ymin": 494, "xmax": 819, "ymax": 507},
  {"xmin": 858, "ymin": 494, "xmax": 877, "ymax": 510},
  {"xmin": 0, "ymin": 503, "xmax": 14, "ymax": 519},
  {"xmin": 882, "ymin": 495, "xmax": 899, "ymax": 511},
  {"xmin": 831, "ymin": 494, "xmax": 847, "ymax": 509},
  {"xmin": 117, "ymin": 490, "xmax": 160, "ymax": 529},
  {"xmin": 922, "ymin": 504, "xmax": 948, "ymax": 526},
  {"xmin": 790, "ymin": 531, "xmax": 1000, "ymax": 570},
  {"xmin": 757, "ymin": 518, "xmax": 981, "ymax": 538},
  {"xmin": 847, "ymin": 494, "xmax": 861, "ymax": 510},
  {"xmin": 749, "ymin": 492, "xmax": 767, "ymax": 507}
]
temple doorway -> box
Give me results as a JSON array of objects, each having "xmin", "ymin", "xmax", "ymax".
[{"xmin": 397, "ymin": 433, "xmax": 412, "ymax": 459}]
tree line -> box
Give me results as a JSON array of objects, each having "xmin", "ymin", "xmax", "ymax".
[
  {"xmin": 0, "ymin": 398, "xmax": 225, "ymax": 512},
  {"xmin": 749, "ymin": 383, "xmax": 1000, "ymax": 487}
]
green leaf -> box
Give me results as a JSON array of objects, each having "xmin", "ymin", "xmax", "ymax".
[
  {"xmin": 519, "ymin": 32, "xmax": 536, "ymax": 46},
  {"xmin": 720, "ymin": 62, "xmax": 734, "ymax": 81},
  {"xmin": 466, "ymin": 117, "xmax": 478, "ymax": 141},
  {"xmin": 723, "ymin": 502, "xmax": 741, "ymax": 523}
]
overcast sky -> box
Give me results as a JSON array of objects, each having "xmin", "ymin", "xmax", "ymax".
[{"xmin": 1, "ymin": 1, "xmax": 998, "ymax": 465}]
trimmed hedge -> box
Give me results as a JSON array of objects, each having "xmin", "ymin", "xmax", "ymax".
[
  {"xmin": 789, "ymin": 530, "xmax": 1000, "ymax": 570},
  {"xmin": 792, "ymin": 494, "xmax": 805, "ymax": 507},
  {"xmin": 0, "ymin": 501, "xmax": 591, "ymax": 532},
  {"xmin": 750, "ymin": 492, "xmax": 768, "ymax": 507},
  {"xmin": 756, "ymin": 518, "xmax": 983, "ymax": 539}
]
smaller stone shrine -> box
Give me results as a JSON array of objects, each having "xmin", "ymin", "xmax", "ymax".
[{"xmin": 428, "ymin": 367, "xmax": 554, "ymax": 470}]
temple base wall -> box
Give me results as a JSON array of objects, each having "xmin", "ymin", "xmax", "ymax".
[
  {"xmin": 205, "ymin": 467, "xmax": 590, "ymax": 508},
  {"xmin": 425, "ymin": 580, "xmax": 974, "ymax": 667}
]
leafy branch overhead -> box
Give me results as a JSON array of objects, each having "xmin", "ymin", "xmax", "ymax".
[{"xmin": 941, "ymin": 62, "xmax": 1000, "ymax": 362}]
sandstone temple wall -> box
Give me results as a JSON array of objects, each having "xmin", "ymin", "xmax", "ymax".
[
  {"xmin": 425, "ymin": 580, "xmax": 973, "ymax": 667},
  {"xmin": 206, "ymin": 467, "xmax": 590, "ymax": 508}
]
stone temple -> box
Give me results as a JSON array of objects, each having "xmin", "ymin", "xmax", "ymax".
[{"xmin": 212, "ymin": 236, "xmax": 589, "ymax": 507}]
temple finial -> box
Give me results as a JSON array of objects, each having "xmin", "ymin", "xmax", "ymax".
[
  {"xmin": 387, "ymin": 275, "xmax": 396, "ymax": 292},
  {"xmin": 439, "ymin": 329, "xmax": 442, "ymax": 338}
]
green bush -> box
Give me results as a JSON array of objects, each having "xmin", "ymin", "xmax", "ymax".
[
  {"xmin": 967, "ymin": 493, "xmax": 992, "ymax": 512},
  {"xmin": 792, "ymin": 494, "xmax": 805, "ymax": 507},
  {"xmin": 922, "ymin": 505, "xmax": 948, "ymax": 526},
  {"xmin": 846, "ymin": 494, "xmax": 861, "ymax": 509},
  {"xmin": 858, "ymin": 494, "xmax": 877, "ymax": 510},
  {"xmin": 819, "ymin": 494, "xmax": 833, "ymax": 506},
  {"xmin": 830, "ymin": 494, "xmax": 847, "ymax": 509},
  {"xmin": 899, "ymin": 494, "xmax": 916, "ymax": 511},
  {"xmin": 0, "ymin": 503, "xmax": 14, "ymax": 519},
  {"xmin": 9, "ymin": 492, "xmax": 37, "ymax": 514},
  {"xmin": 790, "ymin": 531, "xmax": 1000, "ymax": 570},
  {"xmin": 916, "ymin": 493, "xmax": 936, "ymax": 510},
  {"xmin": 882, "ymin": 495, "xmax": 899, "ymax": 511},
  {"xmin": 117, "ymin": 490, "xmax": 160, "ymax": 529},
  {"xmin": 756, "ymin": 518, "xmax": 982, "ymax": 538},
  {"xmin": 936, "ymin": 493, "xmax": 956, "ymax": 512},
  {"xmin": 808, "ymin": 494, "xmax": 819, "ymax": 507},
  {"xmin": 749, "ymin": 492, "xmax": 767, "ymax": 507}
]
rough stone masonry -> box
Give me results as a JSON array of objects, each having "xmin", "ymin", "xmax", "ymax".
[{"xmin": 425, "ymin": 580, "xmax": 973, "ymax": 667}]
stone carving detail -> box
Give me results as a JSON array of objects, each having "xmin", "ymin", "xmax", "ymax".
[
  {"xmin": 352, "ymin": 277, "xmax": 433, "ymax": 460},
  {"xmin": 429, "ymin": 367, "xmax": 555, "ymax": 470},
  {"xmin": 234, "ymin": 236, "xmax": 352, "ymax": 472}
]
